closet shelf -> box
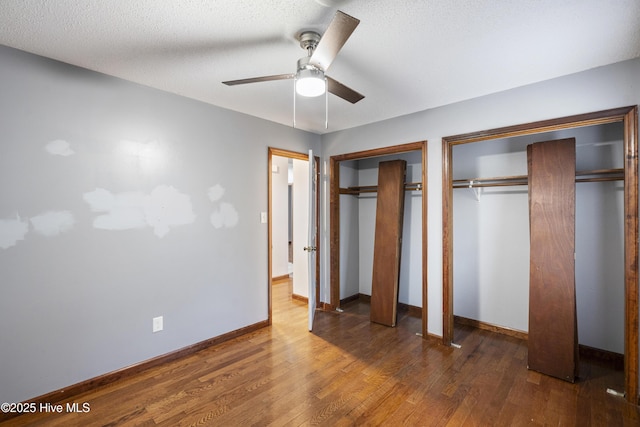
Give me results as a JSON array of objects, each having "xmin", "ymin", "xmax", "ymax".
[
  {"xmin": 340, "ymin": 181, "xmax": 422, "ymax": 195},
  {"xmin": 453, "ymin": 168, "xmax": 623, "ymax": 189}
]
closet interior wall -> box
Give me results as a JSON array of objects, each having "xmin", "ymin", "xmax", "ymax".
[
  {"xmin": 452, "ymin": 122, "xmax": 625, "ymax": 354},
  {"xmin": 339, "ymin": 160, "xmax": 360, "ymax": 300},
  {"xmin": 339, "ymin": 152, "xmax": 423, "ymax": 310}
]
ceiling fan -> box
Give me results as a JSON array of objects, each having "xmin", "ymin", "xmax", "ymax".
[{"xmin": 222, "ymin": 10, "xmax": 364, "ymax": 104}]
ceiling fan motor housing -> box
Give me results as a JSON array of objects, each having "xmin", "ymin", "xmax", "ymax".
[{"xmin": 297, "ymin": 56, "xmax": 321, "ymax": 73}]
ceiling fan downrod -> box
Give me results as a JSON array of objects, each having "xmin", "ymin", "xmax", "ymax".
[{"xmin": 299, "ymin": 31, "xmax": 321, "ymax": 57}]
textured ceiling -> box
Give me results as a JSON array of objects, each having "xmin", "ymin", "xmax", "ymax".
[{"xmin": 1, "ymin": 0, "xmax": 639, "ymax": 134}]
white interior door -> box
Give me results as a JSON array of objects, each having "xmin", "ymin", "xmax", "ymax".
[
  {"xmin": 307, "ymin": 150, "xmax": 317, "ymax": 331},
  {"xmin": 291, "ymin": 153, "xmax": 316, "ymax": 331},
  {"xmin": 292, "ymin": 159, "xmax": 309, "ymax": 299}
]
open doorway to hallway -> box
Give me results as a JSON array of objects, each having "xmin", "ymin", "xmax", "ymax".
[
  {"xmin": 267, "ymin": 147, "xmax": 319, "ymax": 326},
  {"xmin": 271, "ymin": 153, "xmax": 309, "ymax": 300}
]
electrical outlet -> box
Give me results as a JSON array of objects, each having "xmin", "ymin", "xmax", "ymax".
[{"xmin": 152, "ymin": 316, "xmax": 163, "ymax": 333}]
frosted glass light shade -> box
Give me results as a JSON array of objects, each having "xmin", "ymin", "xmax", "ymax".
[{"xmin": 296, "ymin": 68, "xmax": 325, "ymax": 97}]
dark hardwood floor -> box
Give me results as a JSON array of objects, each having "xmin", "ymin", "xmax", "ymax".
[{"xmin": 4, "ymin": 278, "xmax": 639, "ymax": 426}]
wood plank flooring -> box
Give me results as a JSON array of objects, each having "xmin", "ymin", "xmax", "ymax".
[{"xmin": 4, "ymin": 278, "xmax": 640, "ymax": 426}]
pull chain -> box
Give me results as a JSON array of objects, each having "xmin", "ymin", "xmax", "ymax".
[
  {"xmin": 293, "ymin": 77, "xmax": 297, "ymax": 128},
  {"xmin": 325, "ymin": 78, "xmax": 328, "ymax": 129}
]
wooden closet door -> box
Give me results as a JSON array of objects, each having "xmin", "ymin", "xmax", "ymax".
[
  {"xmin": 370, "ymin": 160, "xmax": 406, "ymax": 326},
  {"xmin": 527, "ymin": 138, "xmax": 578, "ymax": 382}
]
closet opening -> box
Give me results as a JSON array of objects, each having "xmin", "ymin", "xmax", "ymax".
[
  {"xmin": 442, "ymin": 106, "xmax": 638, "ymax": 404},
  {"xmin": 329, "ymin": 141, "xmax": 428, "ymax": 337}
]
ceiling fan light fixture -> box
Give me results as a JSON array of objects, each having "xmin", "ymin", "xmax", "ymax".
[{"xmin": 295, "ymin": 67, "xmax": 326, "ymax": 97}]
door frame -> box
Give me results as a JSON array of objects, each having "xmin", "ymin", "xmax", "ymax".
[
  {"xmin": 268, "ymin": 147, "xmax": 320, "ymax": 324},
  {"xmin": 329, "ymin": 140, "xmax": 428, "ymax": 337},
  {"xmin": 441, "ymin": 106, "xmax": 638, "ymax": 403}
]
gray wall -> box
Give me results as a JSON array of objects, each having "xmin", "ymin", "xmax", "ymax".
[
  {"xmin": 0, "ymin": 45, "xmax": 319, "ymax": 403},
  {"xmin": 320, "ymin": 57, "xmax": 640, "ymax": 338},
  {"xmin": 339, "ymin": 160, "xmax": 359, "ymax": 299}
]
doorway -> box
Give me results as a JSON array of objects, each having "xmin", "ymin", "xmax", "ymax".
[
  {"xmin": 329, "ymin": 141, "xmax": 428, "ymax": 337},
  {"xmin": 442, "ymin": 106, "xmax": 639, "ymax": 403},
  {"xmin": 268, "ymin": 147, "xmax": 320, "ymax": 325}
]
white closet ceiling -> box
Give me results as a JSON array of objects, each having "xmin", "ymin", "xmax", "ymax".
[{"xmin": 1, "ymin": 0, "xmax": 639, "ymax": 134}]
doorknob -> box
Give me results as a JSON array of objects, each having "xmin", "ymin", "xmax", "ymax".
[{"xmin": 303, "ymin": 246, "xmax": 317, "ymax": 252}]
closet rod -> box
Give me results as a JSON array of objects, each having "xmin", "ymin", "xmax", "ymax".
[
  {"xmin": 340, "ymin": 181, "xmax": 422, "ymax": 195},
  {"xmin": 453, "ymin": 168, "xmax": 623, "ymax": 189}
]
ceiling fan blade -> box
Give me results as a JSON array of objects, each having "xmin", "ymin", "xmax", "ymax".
[
  {"xmin": 327, "ymin": 76, "xmax": 364, "ymax": 104},
  {"xmin": 223, "ymin": 73, "xmax": 294, "ymax": 86},
  {"xmin": 309, "ymin": 10, "xmax": 360, "ymax": 71}
]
